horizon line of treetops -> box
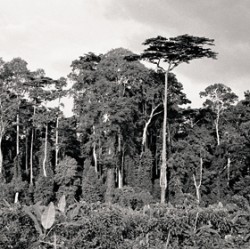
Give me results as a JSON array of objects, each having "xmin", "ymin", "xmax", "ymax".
[{"xmin": 0, "ymin": 34, "xmax": 249, "ymax": 207}]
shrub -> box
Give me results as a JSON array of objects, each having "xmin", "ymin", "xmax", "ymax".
[
  {"xmin": 82, "ymin": 160, "xmax": 104, "ymax": 203},
  {"xmin": 0, "ymin": 206, "xmax": 38, "ymax": 248},
  {"xmin": 34, "ymin": 176, "xmax": 55, "ymax": 205},
  {"xmin": 113, "ymin": 186, "xmax": 154, "ymax": 210}
]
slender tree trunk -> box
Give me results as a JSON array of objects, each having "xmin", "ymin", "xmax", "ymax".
[
  {"xmin": 215, "ymin": 106, "xmax": 221, "ymax": 199},
  {"xmin": 25, "ymin": 127, "xmax": 29, "ymax": 174},
  {"xmin": 118, "ymin": 134, "xmax": 123, "ymax": 188},
  {"xmin": 42, "ymin": 124, "xmax": 48, "ymax": 177},
  {"xmin": 55, "ymin": 116, "xmax": 59, "ymax": 168},
  {"xmin": 98, "ymin": 138, "xmax": 102, "ymax": 175},
  {"xmin": 16, "ymin": 112, "xmax": 20, "ymax": 177},
  {"xmin": 167, "ymin": 123, "xmax": 172, "ymax": 157},
  {"xmin": 30, "ymin": 106, "xmax": 36, "ymax": 186},
  {"xmin": 160, "ymin": 70, "xmax": 169, "ymax": 204},
  {"xmin": 93, "ymin": 126, "xmax": 98, "ymax": 173},
  {"xmin": 30, "ymin": 127, "xmax": 34, "ymax": 186},
  {"xmin": 14, "ymin": 192, "xmax": 19, "ymax": 204},
  {"xmin": 215, "ymin": 109, "xmax": 220, "ymax": 146},
  {"xmin": 227, "ymin": 157, "xmax": 231, "ymax": 186},
  {"xmin": 193, "ymin": 157, "xmax": 203, "ymax": 205},
  {"xmin": 121, "ymin": 145, "xmax": 125, "ymax": 186},
  {"xmin": 141, "ymin": 104, "xmax": 161, "ymax": 155},
  {"xmin": 0, "ymin": 136, "xmax": 3, "ymax": 175},
  {"xmin": 55, "ymin": 97, "xmax": 62, "ymax": 168},
  {"xmin": 93, "ymin": 144, "xmax": 97, "ymax": 173}
]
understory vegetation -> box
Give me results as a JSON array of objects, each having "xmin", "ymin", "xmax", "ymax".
[
  {"xmin": 1, "ymin": 35, "xmax": 250, "ymax": 248},
  {"xmin": 2, "ymin": 195, "xmax": 250, "ymax": 248}
]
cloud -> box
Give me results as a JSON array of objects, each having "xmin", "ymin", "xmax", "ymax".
[
  {"xmin": 0, "ymin": 0, "xmax": 249, "ymax": 110},
  {"xmin": 102, "ymin": 0, "xmax": 250, "ymax": 102},
  {"xmin": 0, "ymin": 0, "xmax": 148, "ymax": 77}
]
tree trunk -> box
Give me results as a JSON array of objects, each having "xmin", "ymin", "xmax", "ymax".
[
  {"xmin": 227, "ymin": 157, "xmax": 231, "ymax": 186},
  {"xmin": 93, "ymin": 144, "xmax": 98, "ymax": 173},
  {"xmin": 30, "ymin": 106, "xmax": 36, "ymax": 186},
  {"xmin": 93, "ymin": 126, "xmax": 98, "ymax": 173},
  {"xmin": 167, "ymin": 123, "xmax": 172, "ymax": 157},
  {"xmin": 215, "ymin": 109, "xmax": 220, "ymax": 146},
  {"xmin": 16, "ymin": 112, "xmax": 20, "ymax": 177},
  {"xmin": 121, "ymin": 146, "xmax": 125, "ymax": 186},
  {"xmin": 25, "ymin": 127, "xmax": 29, "ymax": 174},
  {"xmin": 30, "ymin": 127, "xmax": 34, "ymax": 186},
  {"xmin": 55, "ymin": 116, "xmax": 59, "ymax": 168},
  {"xmin": 42, "ymin": 124, "xmax": 48, "ymax": 177},
  {"xmin": 0, "ymin": 136, "xmax": 3, "ymax": 175},
  {"xmin": 98, "ymin": 138, "xmax": 102, "ymax": 175},
  {"xmin": 14, "ymin": 192, "xmax": 19, "ymax": 204},
  {"xmin": 141, "ymin": 104, "xmax": 161, "ymax": 155},
  {"xmin": 118, "ymin": 134, "xmax": 123, "ymax": 188},
  {"xmin": 118, "ymin": 165, "xmax": 122, "ymax": 189},
  {"xmin": 160, "ymin": 70, "xmax": 169, "ymax": 204},
  {"xmin": 193, "ymin": 157, "xmax": 203, "ymax": 205}
]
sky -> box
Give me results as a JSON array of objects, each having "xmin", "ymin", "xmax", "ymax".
[{"xmin": 1, "ymin": 0, "xmax": 249, "ymax": 116}]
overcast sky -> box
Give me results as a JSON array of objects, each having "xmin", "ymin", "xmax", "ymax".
[{"xmin": 1, "ymin": 0, "xmax": 249, "ymax": 116}]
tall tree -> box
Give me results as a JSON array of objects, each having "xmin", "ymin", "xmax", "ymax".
[
  {"xmin": 171, "ymin": 125, "xmax": 212, "ymax": 204},
  {"xmin": 5, "ymin": 58, "xmax": 31, "ymax": 177},
  {"xmin": 229, "ymin": 91, "xmax": 250, "ymax": 198},
  {"xmin": 53, "ymin": 77, "xmax": 67, "ymax": 168},
  {"xmin": 26, "ymin": 73, "xmax": 54, "ymax": 184},
  {"xmin": 0, "ymin": 59, "xmax": 19, "ymax": 176},
  {"xmin": 70, "ymin": 48, "xmax": 154, "ymax": 196},
  {"xmin": 200, "ymin": 83, "xmax": 238, "ymax": 146},
  {"xmin": 34, "ymin": 107, "xmax": 55, "ymax": 177},
  {"xmin": 138, "ymin": 35, "xmax": 217, "ymax": 203}
]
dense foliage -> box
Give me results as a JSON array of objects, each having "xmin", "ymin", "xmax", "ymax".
[{"xmin": 0, "ymin": 35, "xmax": 250, "ymax": 247}]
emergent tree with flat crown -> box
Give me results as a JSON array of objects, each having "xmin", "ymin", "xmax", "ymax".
[{"xmin": 140, "ymin": 34, "xmax": 217, "ymax": 203}]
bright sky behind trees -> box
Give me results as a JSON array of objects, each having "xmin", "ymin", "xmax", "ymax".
[{"xmin": 1, "ymin": 0, "xmax": 249, "ymax": 116}]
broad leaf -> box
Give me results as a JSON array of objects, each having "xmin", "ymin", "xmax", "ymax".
[
  {"xmin": 41, "ymin": 202, "xmax": 55, "ymax": 230},
  {"xmin": 58, "ymin": 195, "xmax": 66, "ymax": 213}
]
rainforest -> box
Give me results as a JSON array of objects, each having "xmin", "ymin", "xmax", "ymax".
[{"xmin": 1, "ymin": 35, "xmax": 250, "ymax": 248}]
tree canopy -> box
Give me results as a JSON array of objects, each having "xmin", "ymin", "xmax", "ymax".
[{"xmin": 0, "ymin": 35, "xmax": 250, "ymax": 248}]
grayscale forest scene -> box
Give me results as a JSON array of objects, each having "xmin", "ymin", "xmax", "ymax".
[{"xmin": 0, "ymin": 1, "xmax": 250, "ymax": 248}]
